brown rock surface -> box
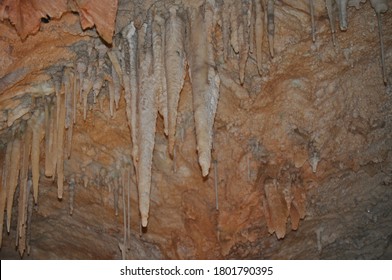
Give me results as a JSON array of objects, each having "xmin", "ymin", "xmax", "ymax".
[
  {"xmin": 0, "ymin": 0, "xmax": 392, "ymax": 259},
  {"xmin": 0, "ymin": 0, "xmax": 117, "ymax": 43}
]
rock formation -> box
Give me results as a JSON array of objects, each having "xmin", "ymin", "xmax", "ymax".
[{"xmin": 0, "ymin": 0, "xmax": 391, "ymax": 259}]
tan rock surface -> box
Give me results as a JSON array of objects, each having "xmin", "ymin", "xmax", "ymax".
[{"xmin": 0, "ymin": 0, "xmax": 391, "ymax": 259}]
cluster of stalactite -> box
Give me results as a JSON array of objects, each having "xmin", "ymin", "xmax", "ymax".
[
  {"xmin": 0, "ymin": 0, "xmax": 390, "ymax": 256},
  {"xmin": 258, "ymin": 162, "xmax": 307, "ymax": 239},
  {"xmin": 0, "ymin": 66, "xmax": 77, "ymax": 257}
]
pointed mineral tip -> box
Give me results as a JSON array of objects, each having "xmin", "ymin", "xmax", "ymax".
[
  {"xmin": 141, "ymin": 215, "xmax": 148, "ymax": 228},
  {"xmin": 199, "ymin": 153, "xmax": 211, "ymax": 177}
]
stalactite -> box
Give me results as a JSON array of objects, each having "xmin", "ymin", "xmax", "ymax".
[
  {"xmin": 165, "ymin": 6, "xmax": 187, "ymax": 155},
  {"xmin": 326, "ymin": 0, "xmax": 337, "ymax": 45},
  {"xmin": 308, "ymin": 142, "xmax": 320, "ymax": 173},
  {"xmin": 220, "ymin": 0, "xmax": 231, "ymax": 61},
  {"xmin": 47, "ymin": 97, "xmax": 57, "ymax": 179},
  {"xmin": 93, "ymin": 70, "xmax": 105, "ymax": 98},
  {"xmin": 107, "ymin": 50, "xmax": 123, "ymax": 110},
  {"xmin": 66, "ymin": 120, "xmax": 73, "ymax": 159},
  {"xmin": 95, "ymin": 40, "xmax": 108, "ymax": 70},
  {"xmin": 173, "ymin": 145, "xmax": 177, "ymax": 172},
  {"xmin": 122, "ymin": 22, "xmax": 139, "ymax": 166},
  {"xmin": 16, "ymin": 121, "xmax": 32, "ymax": 257},
  {"xmin": 153, "ymin": 13, "xmax": 168, "ymax": 137},
  {"xmin": 137, "ymin": 11, "xmax": 159, "ymax": 227},
  {"xmin": 26, "ymin": 180, "xmax": 33, "ymax": 255},
  {"xmin": 188, "ymin": 4, "xmax": 220, "ymax": 177},
  {"xmin": 255, "ymin": 0, "xmax": 265, "ymax": 75},
  {"xmin": 108, "ymin": 49, "xmax": 123, "ymax": 82},
  {"xmin": 114, "ymin": 175, "xmax": 119, "ymax": 216},
  {"xmin": 337, "ymin": 0, "xmax": 349, "ymax": 31},
  {"xmin": 263, "ymin": 178, "xmax": 289, "ymax": 239},
  {"xmin": 64, "ymin": 68, "xmax": 74, "ymax": 159},
  {"xmin": 68, "ymin": 176, "xmax": 75, "ymax": 215},
  {"xmin": 267, "ymin": 0, "xmax": 275, "ymax": 58},
  {"xmin": 229, "ymin": 3, "xmax": 240, "ymax": 55},
  {"xmin": 291, "ymin": 184, "xmax": 306, "ymax": 230},
  {"xmin": 82, "ymin": 79, "xmax": 93, "ymax": 121},
  {"xmin": 370, "ymin": 0, "xmax": 389, "ymax": 84},
  {"xmin": 72, "ymin": 69, "xmax": 78, "ymax": 124},
  {"xmin": 290, "ymin": 203, "xmax": 301, "ymax": 230},
  {"xmin": 17, "ymin": 177, "xmax": 31, "ymax": 257},
  {"xmin": 0, "ymin": 140, "xmax": 12, "ymax": 247},
  {"xmin": 121, "ymin": 30, "xmax": 132, "ymax": 128},
  {"xmin": 64, "ymin": 68, "xmax": 74, "ymax": 129},
  {"xmin": 31, "ymin": 110, "xmax": 45, "ymax": 203},
  {"xmin": 108, "ymin": 69, "xmax": 115, "ymax": 118},
  {"xmin": 249, "ymin": 0, "xmax": 256, "ymax": 56},
  {"xmin": 309, "ymin": 151, "xmax": 320, "ymax": 173},
  {"xmin": 57, "ymin": 71, "xmax": 67, "ymax": 199},
  {"xmin": 309, "ymin": 0, "xmax": 316, "ymax": 42},
  {"xmin": 44, "ymin": 97, "xmax": 54, "ymax": 177},
  {"xmin": 76, "ymin": 53, "xmax": 88, "ymax": 104},
  {"xmin": 239, "ymin": 0, "xmax": 252, "ymax": 84},
  {"xmin": 5, "ymin": 130, "xmax": 21, "ymax": 233}
]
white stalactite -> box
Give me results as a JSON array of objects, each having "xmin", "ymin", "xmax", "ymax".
[
  {"xmin": 137, "ymin": 11, "xmax": 159, "ymax": 227},
  {"xmin": 123, "ymin": 22, "xmax": 139, "ymax": 167},
  {"xmin": 165, "ymin": 6, "xmax": 187, "ymax": 155},
  {"xmin": 188, "ymin": 3, "xmax": 220, "ymax": 177},
  {"xmin": 154, "ymin": 14, "xmax": 168, "ymax": 137}
]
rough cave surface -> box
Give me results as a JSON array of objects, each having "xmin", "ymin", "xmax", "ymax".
[{"xmin": 1, "ymin": 0, "xmax": 392, "ymax": 259}]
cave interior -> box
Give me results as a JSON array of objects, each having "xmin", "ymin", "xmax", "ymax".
[{"xmin": 0, "ymin": 0, "xmax": 392, "ymax": 260}]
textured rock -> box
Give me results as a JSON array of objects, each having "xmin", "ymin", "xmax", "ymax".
[
  {"xmin": 0, "ymin": 0, "xmax": 392, "ymax": 260},
  {"xmin": 0, "ymin": 0, "xmax": 118, "ymax": 43}
]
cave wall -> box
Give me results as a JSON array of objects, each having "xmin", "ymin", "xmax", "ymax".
[{"xmin": 0, "ymin": 0, "xmax": 392, "ymax": 259}]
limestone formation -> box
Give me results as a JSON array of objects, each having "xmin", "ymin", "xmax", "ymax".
[{"xmin": 0, "ymin": 0, "xmax": 391, "ymax": 260}]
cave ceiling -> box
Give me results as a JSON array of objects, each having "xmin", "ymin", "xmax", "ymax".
[{"xmin": 0, "ymin": 0, "xmax": 392, "ymax": 259}]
